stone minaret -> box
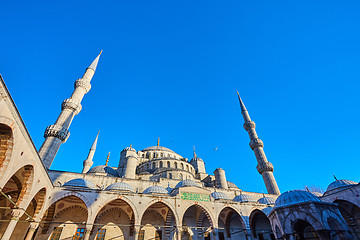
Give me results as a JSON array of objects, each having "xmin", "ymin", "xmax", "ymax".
[
  {"xmin": 39, "ymin": 52, "xmax": 102, "ymax": 168},
  {"xmin": 237, "ymin": 92, "xmax": 280, "ymax": 195},
  {"xmin": 82, "ymin": 131, "xmax": 99, "ymax": 173}
]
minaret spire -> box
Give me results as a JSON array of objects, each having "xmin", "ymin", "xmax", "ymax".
[
  {"xmin": 82, "ymin": 131, "xmax": 99, "ymax": 173},
  {"xmin": 237, "ymin": 92, "xmax": 280, "ymax": 195},
  {"xmin": 157, "ymin": 137, "xmax": 160, "ymax": 147},
  {"xmin": 193, "ymin": 146, "xmax": 197, "ymax": 158},
  {"xmin": 39, "ymin": 52, "xmax": 102, "ymax": 168}
]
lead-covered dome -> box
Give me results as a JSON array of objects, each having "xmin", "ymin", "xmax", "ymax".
[
  {"xmin": 325, "ymin": 180, "xmax": 357, "ymax": 194},
  {"xmin": 258, "ymin": 196, "xmax": 275, "ymax": 205},
  {"xmin": 175, "ymin": 179, "xmax": 201, "ymax": 189},
  {"xmin": 211, "ymin": 192, "xmax": 230, "ymax": 200},
  {"xmin": 105, "ymin": 182, "xmax": 134, "ymax": 192},
  {"xmin": 233, "ymin": 193, "xmax": 256, "ymax": 203},
  {"xmin": 142, "ymin": 146, "xmax": 175, "ymax": 153},
  {"xmin": 122, "ymin": 146, "xmax": 136, "ymax": 152},
  {"xmin": 143, "ymin": 186, "xmax": 169, "ymax": 194},
  {"xmin": 88, "ymin": 165, "xmax": 119, "ymax": 177},
  {"xmin": 63, "ymin": 179, "xmax": 96, "ymax": 189},
  {"xmin": 227, "ymin": 181, "xmax": 239, "ymax": 189},
  {"xmin": 275, "ymin": 190, "xmax": 321, "ymax": 208}
]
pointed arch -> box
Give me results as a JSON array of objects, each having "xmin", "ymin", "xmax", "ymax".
[
  {"xmin": 249, "ymin": 209, "xmax": 275, "ymax": 239},
  {"xmin": 218, "ymin": 206, "xmax": 246, "ymax": 238}
]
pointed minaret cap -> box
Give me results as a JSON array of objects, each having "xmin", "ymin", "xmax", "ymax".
[
  {"xmin": 91, "ymin": 131, "xmax": 100, "ymax": 150},
  {"xmin": 237, "ymin": 91, "xmax": 247, "ymax": 112},
  {"xmin": 88, "ymin": 50, "xmax": 103, "ymax": 71}
]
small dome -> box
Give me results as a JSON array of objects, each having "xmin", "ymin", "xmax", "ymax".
[
  {"xmin": 258, "ymin": 196, "xmax": 275, "ymax": 205},
  {"xmin": 190, "ymin": 156, "xmax": 203, "ymax": 162},
  {"xmin": 211, "ymin": 192, "xmax": 230, "ymax": 200},
  {"xmin": 227, "ymin": 181, "xmax": 239, "ymax": 189},
  {"xmin": 233, "ymin": 193, "xmax": 256, "ymax": 203},
  {"xmin": 326, "ymin": 180, "xmax": 357, "ymax": 193},
  {"xmin": 275, "ymin": 190, "xmax": 321, "ymax": 208},
  {"xmin": 142, "ymin": 146, "xmax": 175, "ymax": 153},
  {"xmin": 143, "ymin": 186, "xmax": 169, "ymax": 194},
  {"xmin": 175, "ymin": 179, "xmax": 201, "ymax": 189},
  {"xmin": 122, "ymin": 146, "xmax": 136, "ymax": 152},
  {"xmin": 105, "ymin": 182, "xmax": 134, "ymax": 192},
  {"xmin": 88, "ymin": 165, "xmax": 119, "ymax": 177},
  {"xmin": 63, "ymin": 179, "xmax": 96, "ymax": 189}
]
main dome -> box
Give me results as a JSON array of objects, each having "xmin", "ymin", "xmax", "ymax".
[
  {"xmin": 275, "ymin": 190, "xmax": 321, "ymax": 208},
  {"xmin": 142, "ymin": 146, "xmax": 175, "ymax": 153},
  {"xmin": 325, "ymin": 179, "xmax": 357, "ymax": 194}
]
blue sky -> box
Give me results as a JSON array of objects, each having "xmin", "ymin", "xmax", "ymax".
[{"xmin": 1, "ymin": 1, "xmax": 360, "ymax": 193}]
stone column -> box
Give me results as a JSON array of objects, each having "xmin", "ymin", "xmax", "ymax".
[
  {"xmin": 133, "ymin": 226, "xmax": 140, "ymax": 240},
  {"xmin": 1, "ymin": 210, "xmax": 22, "ymax": 240},
  {"xmin": 83, "ymin": 224, "xmax": 93, "ymax": 240},
  {"xmin": 24, "ymin": 222, "xmax": 39, "ymax": 240}
]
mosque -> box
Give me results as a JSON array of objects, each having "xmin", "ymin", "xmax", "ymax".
[{"xmin": 0, "ymin": 52, "xmax": 359, "ymax": 240}]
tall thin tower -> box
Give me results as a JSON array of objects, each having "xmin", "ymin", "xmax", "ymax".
[
  {"xmin": 237, "ymin": 92, "xmax": 280, "ymax": 195},
  {"xmin": 39, "ymin": 52, "xmax": 102, "ymax": 168}
]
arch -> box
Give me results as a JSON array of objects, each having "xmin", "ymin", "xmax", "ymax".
[
  {"xmin": 167, "ymin": 161, "xmax": 171, "ymax": 168},
  {"xmin": 249, "ymin": 209, "xmax": 275, "ymax": 240},
  {"xmin": 152, "ymin": 162, "xmax": 156, "ymax": 169},
  {"xmin": 160, "ymin": 161, "xmax": 163, "ymax": 168},
  {"xmin": 182, "ymin": 203, "xmax": 215, "ymax": 239},
  {"xmin": 141, "ymin": 201, "xmax": 178, "ymax": 240},
  {"xmin": 93, "ymin": 204, "xmax": 134, "ymax": 240},
  {"xmin": 293, "ymin": 219, "xmax": 319, "ymax": 240},
  {"xmin": 334, "ymin": 199, "xmax": 360, "ymax": 239},
  {"xmin": 0, "ymin": 123, "xmax": 14, "ymax": 182},
  {"xmin": 218, "ymin": 206, "xmax": 246, "ymax": 239},
  {"xmin": 175, "ymin": 162, "xmax": 178, "ymax": 169},
  {"xmin": 181, "ymin": 163, "xmax": 184, "ymax": 170},
  {"xmin": 49, "ymin": 191, "xmax": 92, "ymax": 209},
  {"xmin": 36, "ymin": 194, "xmax": 89, "ymax": 240}
]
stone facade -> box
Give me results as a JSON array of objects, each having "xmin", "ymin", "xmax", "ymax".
[{"xmin": 0, "ymin": 55, "xmax": 359, "ymax": 240}]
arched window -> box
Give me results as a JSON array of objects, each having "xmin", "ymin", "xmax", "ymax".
[
  {"xmin": 160, "ymin": 161, "xmax": 163, "ymax": 168},
  {"xmin": 169, "ymin": 173, "xmax": 172, "ymax": 179},
  {"xmin": 152, "ymin": 162, "xmax": 156, "ymax": 169},
  {"xmin": 186, "ymin": 165, "xmax": 189, "ymax": 171},
  {"xmin": 181, "ymin": 163, "xmax": 184, "ymax": 169},
  {"xmin": 147, "ymin": 163, "xmax": 150, "ymax": 170},
  {"xmin": 174, "ymin": 162, "xmax": 178, "ymax": 169},
  {"xmin": 167, "ymin": 161, "xmax": 170, "ymax": 168},
  {"xmin": 180, "ymin": 173, "xmax": 183, "ymax": 180},
  {"xmin": 161, "ymin": 153, "xmax": 164, "ymax": 157},
  {"xmin": 146, "ymin": 152, "xmax": 150, "ymax": 158},
  {"xmin": 153, "ymin": 152, "xmax": 157, "ymax": 158}
]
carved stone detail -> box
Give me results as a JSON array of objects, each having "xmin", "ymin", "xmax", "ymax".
[
  {"xmin": 44, "ymin": 125, "xmax": 70, "ymax": 142},
  {"xmin": 74, "ymin": 79, "xmax": 91, "ymax": 93},
  {"xmin": 243, "ymin": 121, "xmax": 256, "ymax": 131},
  {"xmin": 257, "ymin": 162, "xmax": 274, "ymax": 174},
  {"xmin": 61, "ymin": 99, "xmax": 82, "ymax": 114},
  {"xmin": 249, "ymin": 138, "xmax": 264, "ymax": 150}
]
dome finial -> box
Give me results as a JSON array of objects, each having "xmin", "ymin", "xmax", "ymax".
[
  {"xmin": 130, "ymin": 143, "xmax": 132, "ymax": 148},
  {"xmin": 105, "ymin": 152, "xmax": 110, "ymax": 166},
  {"xmin": 157, "ymin": 137, "xmax": 160, "ymax": 147},
  {"xmin": 333, "ymin": 174, "xmax": 338, "ymax": 181},
  {"xmin": 193, "ymin": 146, "xmax": 197, "ymax": 158}
]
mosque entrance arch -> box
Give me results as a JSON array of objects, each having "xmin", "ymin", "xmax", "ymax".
[
  {"xmin": 140, "ymin": 201, "xmax": 177, "ymax": 240},
  {"xmin": 35, "ymin": 194, "xmax": 88, "ymax": 240},
  {"xmin": 0, "ymin": 164, "xmax": 34, "ymax": 239},
  {"xmin": 293, "ymin": 219, "xmax": 319, "ymax": 240},
  {"xmin": 249, "ymin": 209, "xmax": 275, "ymax": 240},
  {"xmin": 181, "ymin": 204, "xmax": 214, "ymax": 240},
  {"xmin": 218, "ymin": 207, "xmax": 247, "ymax": 239},
  {"xmin": 92, "ymin": 198, "xmax": 135, "ymax": 240},
  {"xmin": 334, "ymin": 199, "xmax": 360, "ymax": 239}
]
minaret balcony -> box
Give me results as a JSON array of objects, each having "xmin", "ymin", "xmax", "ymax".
[
  {"xmin": 61, "ymin": 99, "xmax": 82, "ymax": 114},
  {"xmin": 44, "ymin": 125, "xmax": 70, "ymax": 142}
]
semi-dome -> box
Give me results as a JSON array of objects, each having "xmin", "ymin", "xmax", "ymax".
[
  {"xmin": 233, "ymin": 193, "xmax": 256, "ymax": 203},
  {"xmin": 275, "ymin": 190, "xmax": 321, "ymax": 208},
  {"xmin": 105, "ymin": 182, "xmax": 134, "ymax": 192},
  {"xmin": 211, "ymin": 192, "xmax": 230, "ymax": 200},
  {"xmin": 88, "ymin": 165, "xmax": 119, "ymax": 177},
  {"xmin": 258, "ymin": 196, "xmax": 275, "ymax": 205},
  {"xmin": 63, "ymin": 178, "xmax": 96, "ymax": 189},
  {"xmin": 143, "ymin": 186, "xmax": 169, "ymax": 194},
  {"xmin": 326, "ymin": 179, "xmax": 357, "ymax": 193},
  {"xmin": 175, "ymin": 179, "xmax": 201, "ymax": 189},
  {"xmin": 142, "ymin": 146, "xmax": 175, "ymax": 153}
]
